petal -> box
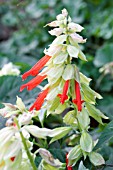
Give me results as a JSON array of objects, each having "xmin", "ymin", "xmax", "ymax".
[
  {"xmin": 22, "ymin": 55, "xmax": 51, "ymax": 80},
  {"xmin": 20, "ymin": 75, "xmax": 46, "ymax": 91}
]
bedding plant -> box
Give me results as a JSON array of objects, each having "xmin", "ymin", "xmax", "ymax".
[{"xmin": 0, "ymin": 9, "xmax": 108, "ymax": 170}]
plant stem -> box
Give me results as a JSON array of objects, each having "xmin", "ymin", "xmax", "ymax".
[{"xmin": 15, "ymin": 119, "xmax": 37, "ymax": 170}]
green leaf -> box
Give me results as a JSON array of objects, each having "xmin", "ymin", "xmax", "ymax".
[
  {"xmin": 47, "ymin": 65, "xmax": 64, "ymax": 79},
  {"xmin": 53, "ymin": 52, "xmax": 68, "ymax": 64},
  {"xmin": 49, "ymin": 127, "xmax": 72, "ymax": 143},
  {"xmin": 74, "ymin": 65, "xmax": 80, "ymax": 82},
  {"xmin": 94, "ymin": 43, "xmax": 113, "ymax": 67},
  {"xmin": 89, "ymin": 152, "xmax": 105, "ymax": 166},
  {"xmin": 80, "ymin": 72, "xmax": 91, "ymax": 85},
  {"xmin": 81, "ymin": 83, "xmax": 102, "ymax": 104},
  {"xmin": 55, "ymin": 102, "xmax": 69, "ymax": 114},
  {"xmin": 77, "ymin": 108, "xmax": 90, "ymax": 130},
  {"xmin": 68, "ymin": 145, "xmax": 82, "ymax": 160},
  {"xmin": 95, "ymin": 120, "xmax": 113, "ymax": 149},
  {"xmin": 49, "ymin": 97, "xmax": 60, "ymax": 111},
  {"xmin": 80, "ymin": 132, "xmax": 93, "ymax": 153},
  {"xmin": 62, "ymin": 64, "xmax": 75, "ymax": 80},
  {"xmin": 78, "ymin": 51, "xmax": 87, "ymax": 61},
  {"xmin": 67, "ymin": 45, "xmax": 79, "ymax": 58},
  {"xmin": 86, "ymin": 103, "xmax": 108, "ymax": 121},
  {"xmin": 63, "ymin": 110, "xmax": 77, "ymax": 125}
]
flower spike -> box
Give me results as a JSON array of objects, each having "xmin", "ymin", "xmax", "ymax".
[
  {"xmin": 20, "ymin": 75, "xmax": 47, "ymax": 91},
  {"xmin": 72, "ymin": 80, "xmax": 84, "ymax": 111},
  {"xmin": 22, "ymin": 55, "xmax": 51, "ymax": 80},
  {"xmin": 29, "ymin": 87, "xmax": 49, "ymax": 111},
  {"xmin": 58, "ymin": 80, "xmax": 70, "ymax": 104}
]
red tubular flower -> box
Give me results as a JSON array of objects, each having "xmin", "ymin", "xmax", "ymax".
[
  {"xmin": 22, "ymin": 55, "xmax": 51, "ymax": 80},
  {"xmin": 29, "ymin": 87, "xmax": 49, "ymax": 111},
  {"xmin": 58, "ymin": 80, "xmax": 70, "ymax": 104},
  {"xmin": 72, "ymin": 80, "xmax": 84, "ymax": 111},
  {"xmin": 10, "ymin": 157, "xmax": 15, "ymax": 162},
  {"xmin": 20, "ymin": 75, "xmax": 46, "ymax": 92},
  {"xmin": 66, "ymin": 153, "xmax": 73, "ymax": 170}
]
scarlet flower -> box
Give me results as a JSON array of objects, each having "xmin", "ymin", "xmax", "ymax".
[
  {"xmin": 72, "ymin": 80, "xmax": 84, "ymax": 111},
  {"xmin": 20, "ymin": 75, "xmax": 46, "ymax": 92},
  {"xmin": 22, "ymin": 55, "xmax": 51, "ymax": 80},
  {"xmin": 10, "ymin": 156, "xmax": 16, "ymax": 162},
  {"xmin": 66, "ymin": 153, "xmax": 72, "ymax": 170},
  {"xmin": 29, "ymin": 87, "xmax": 49, "ymax": 111},
  {"xmin": 58, "ymin": 80, "xmax": 70, "ymax": 104}
]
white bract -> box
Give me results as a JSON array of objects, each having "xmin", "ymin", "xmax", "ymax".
[
  {"xmin": 68, "ymin": 22, "xmax": 84, "ymax": 32},
  {"xmin": 0, "ymin": 103, "xmax": 17, "ymax": 117},
  {"xmin": 49, "ymin": 28, "xmax": 64, "ymax": 36},
  {"xmin": 70, "ymin": 33, "xmax": 86, "ymax": 43}
]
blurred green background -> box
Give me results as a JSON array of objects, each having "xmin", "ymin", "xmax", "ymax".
[{"xmin": 0, "ymin": 0, "xmax": 113, "ymax": 168}]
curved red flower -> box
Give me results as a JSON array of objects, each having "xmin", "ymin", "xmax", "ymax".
[
  {"xmin": 22, "ymin": 55, "xmax": 51, "ymax": 80},
  {"xmin": 29, "ymin": 87, "xmax": 49, "ymax": 111},
  {"xmin": 58, "ymin": 80, "xmax": 70, "ymax": 104},
  {"xmin": 20, "ymin": 75, "xmax": 47, "ymax": 91},
  {"xmin": 72, "ymin": 80, "xmax": 84, "ymax": 111}
]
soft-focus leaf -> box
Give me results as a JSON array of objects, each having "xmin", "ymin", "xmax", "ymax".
[
  {"xmin": 80, "ymin": 132, "xmax": 93, "ymax": 153},
  {"xmin": 89, "ymin": 152, "xmax": 105, "ymax": 166}
]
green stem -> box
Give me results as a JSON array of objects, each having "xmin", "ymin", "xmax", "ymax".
[{"xmin": 15, "ymin": 119, "xmax": 37, "ymax": 170}]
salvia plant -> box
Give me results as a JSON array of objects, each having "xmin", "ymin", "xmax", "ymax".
[{"xmin": 0, "ymin": 9, "xmax": 108, "ymax": 170}]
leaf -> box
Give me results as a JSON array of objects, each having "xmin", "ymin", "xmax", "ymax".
[
  {"xmin": 16, "ymin": 96, "xmax": 26, "ymax": 112},
  {"xmin": 47, "ymin": 65, "xmax": 64, "ymax": 79},
  {"xmin": 53, "ymin": 52, "xmax": 68, "ymax": 64},
  {"xmin": 89, "ymin": 152, "xmax": 105, "ymax": 166},
  {"xmin": 46, "ymin": 87, "xmax": 59, "ymax": 101},
  {"xmin": 81, "ymin": 83, "xmax": 102, "ymax": 103},
  {"xmin": 94, "ymin": 43, "xmax": 113, "ymax": 67},
  {"xmin": 78, "ymin": 51, "xmax": 87, "ymax": 61},
  {"xmin": 95, "ymin": 120, "xmax": 113, "ymax": 149},
  {"xmin": 24, "ymin": 125, "xmax": 52, "ymax": 139},
  {"xmin": 67, "ymin": 45, "xmax": 79, "ymax": 58},
  {"xmin": 68, "ymin": 145, "xmax": 82, "ymax": 160},
  {"xmin": 55, "ymin": 103, "xmax": 69, "ymax": 114},
  {"xmin": 62, "ymin": 64, "xmax": 75, "ymax": 80},
  {"xmin": 80, "ymin": 72, "xmax": 91, "ymax": 85},
  {"xmin": 80, "ymin": 132, "xmax": 93, "ymax": 153},
  {"xmin": 49, "ymin": 97, "xmax": 60, "ymax": 111},
  {"xmin": 49, "ymin": 127, "xmax": 72, "ymax": 143},
  {"xmin": 63, "ymin": 110, "xmax": 77, "ymax": 125},
  {"xmin": 77, "ymin": 108, "xmax": 90, "ymax": 130},
  {"xmin": 86, "ymin": 103, "xmax": 108, "ymax": 121}
]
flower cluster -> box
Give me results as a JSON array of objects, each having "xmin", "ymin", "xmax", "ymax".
[
  {"xmin": 20, "ymin": 8, "xmax": 107, "ymax": 168},
  {"xmin": 0, "ymin": 9, "xmax": 108, "ymax": 170}
]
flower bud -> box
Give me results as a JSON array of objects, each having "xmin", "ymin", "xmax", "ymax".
[{"xmin": 62, "ymin": 8, "xmax": 68, "ymax": 17}]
